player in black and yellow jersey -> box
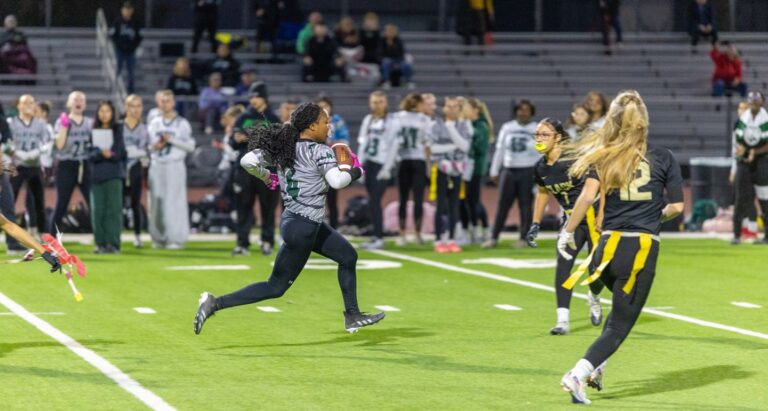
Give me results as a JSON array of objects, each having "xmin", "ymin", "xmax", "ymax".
[
  {"xmin": 527, "ymin": 118, "xmax": 604, "ymax": 336},
  {"xmin": 555, "ymin": 91, "xmax": 684, "ymax": 405}
]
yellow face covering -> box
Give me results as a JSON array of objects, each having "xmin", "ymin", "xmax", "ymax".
[{"xmin": 535, "ymin": 143, "xmax": 548, "ymax": 153}]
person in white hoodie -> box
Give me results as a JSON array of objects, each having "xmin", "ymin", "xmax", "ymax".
[
  {"xmin": 147, "ymin": 90, "xmax": 196, "ymax": 249},
  {"xmin": 732, "ymin": 91, "xmax": 768, "ymax": 244},
  {"xmin": 485, "ymin": 99, "xmax": 539, "ymax": 248}
]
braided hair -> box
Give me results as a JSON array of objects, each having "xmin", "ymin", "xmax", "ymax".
[{"xmin": 247, "ymin": 102, "xmax": 324, "ymax": 170}]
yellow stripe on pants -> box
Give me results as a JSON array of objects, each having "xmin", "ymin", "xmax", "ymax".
[
  {"xmin": 585, "ymin": 206, "xmax": 600, "ymax": 247},
  {"xmin": 581, "ymin": 231, "xmax": 622, "ymax": 286},
  {"xmin": 622, "ymin": 233, "xmax": 653, "ymax": 294},
  {"xmin": 429, "ymin": 164, "xmax": 438, "ymax": 202}
]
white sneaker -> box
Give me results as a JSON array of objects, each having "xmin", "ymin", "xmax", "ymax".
[
  {"xmin": 395, "ymin": 236, "xmax": 407, "ymax": 247},
  {"xmin": 550, "ymin": 321, "xmax": 570, "ymax": 335},
  {"xmin": 360, "ymin": 238, "xmax": 384, "ymax": 250},
  {"xmin": 133, "ymin": 235, "xmax": 143, "ymax": 248},
  {"xmin": 561, "ymin": 371, "xmax": 591, "ymax": 404},
  {"xmin": 166, "ymin": 243, "xmax": 183, "ymax": 250},
  {"xmin": 587, "ymin": 366, "xmax": 604, "ymax": 392},
  {"xmin": 588, "ymin": 291, "xmax": 603, "ymax": 326}
]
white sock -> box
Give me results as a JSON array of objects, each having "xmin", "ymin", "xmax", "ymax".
[
  {"xmin": 557, "ymin": 308, "xmax": 570, "ymax": 324},
  {"xmin": 572, "ymin": 359, "xmax": 595, "ymax": 381}
]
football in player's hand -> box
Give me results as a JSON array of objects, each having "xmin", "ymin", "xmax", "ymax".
[{"xmin": 332, "ymin": 143, "xmax": 353, "ymax": 170}]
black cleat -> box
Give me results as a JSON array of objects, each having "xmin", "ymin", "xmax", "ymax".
[
  {"xmin": 344, "ymin": 311, "xmax": 385, "ymax": 333},
  {"xmin": 194, "ymin": 292, "xmax": 217, "ymax": 335}
]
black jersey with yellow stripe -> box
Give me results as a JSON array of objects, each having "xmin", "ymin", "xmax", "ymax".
[
  {"xmin": 588, "ymin": 146, "xmax": 683, "ymax": 234},
  {"xmin": 534, "ymin": 157, "xmax": 583, "ymax": 212}
]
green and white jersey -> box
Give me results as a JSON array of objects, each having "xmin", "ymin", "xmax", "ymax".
[
  {"xmin": 392, "ymin": 110, "xmax": 431, "ymax": 161},
  {"xmin": 358, "ymin": 113, "xmax": 395, "ymax": 165},
  {"xmin": 7, "ymin": 116, "xmax": 50, "ymax": 167},
  {"xmin": 490, "ymin": 119, "xmax": 539, "ymax": 176},
  {"xmin": 734, "ymin": 107, "xmax": 768, "ymax": 149},
  {"xmin": 54, "ymin": 116, "xmax": 93, "ymax": 161},
  {"xmin": 147, "ymin": 115, "xmax": 196, "ymax": 163},
  {"xmin": 245, "ymin": 140, "xmax": 338, "ymax": 223}
]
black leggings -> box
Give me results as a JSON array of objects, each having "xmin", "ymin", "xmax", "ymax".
[
  {"xmin": 733, "ymin": 157, "xmax": 768, "ymax": 238},
  {"xmin": 556, "ymin": 223, "xmax": 604, "ymax": 309},
  {"xmin": 583, "ymin": 235, "xmax": 659, "ymax": 367},
  {"xmin": 327, "ymin": 188, "xmax": 339, "ymax": 228},
  {"xmin": 464, "ymin": 173, "xmax": 488, "ymax": 228},
  {"xmin": 434, "ymin": 172, "xmax": 461, "ymax": 241},
  {"xmin": 51, "ymin": 160, "xmax": 90, "ymax": 234},
  {"xmin": 10, "ymin": 166, "xmax": 46, "ymax": 232},
  {"xmin": 217, "ymin": 211, "xmax": 360, "ymax": 313},
  {"xmin": 492, "ymin": 167, "xmax": 534, "ymax": 241},
  {"xmin": 124, "ymin": 162, "xmax": 143, "ymax": 236},
  {"xmin": 233, "ymin": 167, "xmax": 279, "ymax": 248},
  {"xmin": 398, "ymin": 159, "xmax": 427, "ymax": 231},
  {"xmin": 364, "ymin": 161, "xmax": 386, "ymax": 238}
]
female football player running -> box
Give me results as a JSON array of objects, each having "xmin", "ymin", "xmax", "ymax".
[
  {"xmin": 526, "ymin": 118, "xmax": 603, "ymax": 336},
  {"xmin": 194, "ymin": 102, "xmax": 385, "ymax": 334},
  {"xmin": 556, "ymin": 91, "xmax": 683, "ymax": 404}
]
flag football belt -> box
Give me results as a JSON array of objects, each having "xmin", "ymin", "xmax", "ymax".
[
  {"xmin": 564, "ymin": 207, "xmax": 601, "ymax": 247},
  {"xmin": 562, "ymin": 230, "xmax": 658, "ymax": 295}
]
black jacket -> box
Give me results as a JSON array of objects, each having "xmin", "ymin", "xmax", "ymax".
[
  {"xmin": 167, "ymin": 74, "xmax": 199, "ymax": 96},
  {"xmin": 379, "ymin": 37, "xmax": 405, "ymax": 61},
  {"xmin": 209, "ymin": 55, "xmax": 241, "ymax": 87},
  {"xmin": 360, "ymin": 29, "xmax": 380, "ymax": 64},
  {"xmin": 306, "ymin": 36, "xmax": 339, "ymax": 68},
  {"xmin": 89, "ymin": 124, "xmax": 126, "ymax": 184},
  {"xmin": 231, "ymin": 107, "xmax": 280, "ymax": 162},
  {"xmin": 110, "ymin": 17, "xmax": 142, "ymax": 53},
  {"xmin": 690, "ymin": 3, "xmax": 716, "ymax": 31},
  {"xmin": 193, "ymin": 0, "xmax": 220, "ymax": 13}
]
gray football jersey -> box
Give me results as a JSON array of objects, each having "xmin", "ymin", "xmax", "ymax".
[
  {"xmin": 250, "ymin": 140, "xmax": 337, "ymax": 223},
  {"xmin": 392, "ymin": 110, "xmax": 431, "ymax": 161},
  {"xmin": 123, "ymin": 122, "xmax": 149, "ymax": 162},
  {"xmin": 54, "ymin": 116, "xmax": 93, "ymax": 161},
  {"xmin": 8, "ymin": 116, "xmax": 49, "ymax": 167}
]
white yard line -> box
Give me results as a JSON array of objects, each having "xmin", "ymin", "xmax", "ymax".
[
  {"xmin": 731, "ymin": 302, "xmax": 762, "ymax": 309},
  {"xmin": 375, "ymin": 305, "xmax": 401, "ymax": 312},
  {"xmin": 133, "ymin": 307, "xmax": 157, "ymax": 314},
  {"xmin": 0, "ymin": 292, "xmax": 176, "ymax": 411},
  {"xmin": 257, "ymin": 306, "xmax": 281, "ymax": 313},
  {"xmin": 494, "ymin": 304, "xmax": 523, "ymax": 311},
  {"xmin": 165, "ymin": 265, "xmax": 250, "ymax": 271},
  {"xmin": 0, "ymin": 312, "xmax": 65, "ymax": 316},
  {"xmin": 369, "ymin": 249, "xmax": 768, "ymax": 341}
]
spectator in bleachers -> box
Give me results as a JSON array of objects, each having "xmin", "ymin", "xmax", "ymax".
[
  {"xmin": 296, "ymin": 11, "xmax": 323, "ymax": 55},
  {"xmin": 585, "ymin": 91, "xmax": 608, "ymax": 130},
  {"xmin": 110, "ymin": 1, "xmax": 142, "ymax": 93},
  {"xmin": 316, "ymin": 96, "xmax": 350, "ymax": 228},
  {"xmin": 209, "ymin": 43, "xmax": 241, "ymax": 87},
  {"xmin": 690, "ymin": 0, "xmax": 718, "ymax": 50},
  {"xmin": 89, "ymin": 101, "xmax": 126, "ymax": 254},
  {"xmin": 599, "ymin": 0, "xmax": 622, "ymax": 55},
  {"xmin": 166, "ymin": 57, "xmax": 198, "ymax": 116},
  {"xmin": 456, "ymin": 0, "xmax": 494, "ymax": 46},
  {"xmin": 1, "ymin": 15, "xmax": 26, "ymax": 47},
  {"xmin": 234, "ymin": 67, "xmax": 257, "ymax": 97},
  {"xmin": 380, "ymin": 24, "xmax": 414, "ymax": 90},
  {"xmin": 278, "ymin": 98, "xmax": 298, "ymax": 123},
  {"xmin": 565, "ymin": 103, "xmax": 593, "ymax": 140},
  {"xmin": 192, "ymin": 0, "xmax": 219, "ymax": 53},
  {"xmin": 303, "ymin": 23, "xmax": 346, "ymax": 83},
  {"xmin": 198, "ymin": 72, "xmax": 228, "ymax": 135},
  {"xmin": 360, "ymin": 13, "xmax": 381, "ymax": 64},
  {"xmin": 335, "ymin": 16, "xmax": 361, "ymax": 59},
  {"xmin": 711, "ymin": 41, "xmax": 747, "ymax": 97},
  {"xmin": 255, "ymin": 0, "xmax": 284, "ymax": 54}
]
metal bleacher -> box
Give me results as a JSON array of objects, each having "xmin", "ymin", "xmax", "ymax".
[{"xmin": 12, "ymin": 28, "xmax": 768, "ymax": 163}]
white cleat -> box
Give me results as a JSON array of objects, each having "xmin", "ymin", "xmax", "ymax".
[
  {"xmin": 587, "ymin": 367, "xmax": 604, "ymax": 391},
  {"xmin": 561, "ymin": 371, "xmax": 591, "ymax": 405},
  {"xmin": 550, "ymin": 321, "xmax": 570, "ymax": 335},
  {"xmin": 588, "ymin": 291, "xmax": 603, "ymax": 326},
  {"xmin": 395, "ymin": 236, "xmax": 407, "ymax": 247}
]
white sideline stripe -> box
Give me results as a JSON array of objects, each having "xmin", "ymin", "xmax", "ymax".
[
  {"xmin": 0, "ymin": 312, "xmax": 65, "ymax": 316},
  {"xmin": 0, "ymin": 292, "xmax": 176, "ymax": 411},
  {"xmin": 257, "ymin": 306, "xmax": 281, "ymax": 313},
  {"xmin": 646, "ymin": 306, "xmax": 675, "ymax": 311},
  {"xmin": 494, "ymin": 304, "xmax": 522, "ymax": 311},
  {"xmin": 133, "ymin": 307, "xmax": 157, "ymax": 314},
  {"xmin": 369, "ymin": 249, "xmax": 768, "ymax": 341},
  {"xmin": 375, "ymin": 305, "xmax": 400, "ymax": 312},
  {"xmin": 165, "ymin": 265, "xmax": 250, "ymax": 271},
  {"xmin": 731, "ymin": 301, "xmax": 762, "ymax": 309}
]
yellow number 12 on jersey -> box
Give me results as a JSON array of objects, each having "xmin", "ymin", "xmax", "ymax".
[{"xmin": 620, "ymin": 162, "xmax": 652, "ymax": 201}]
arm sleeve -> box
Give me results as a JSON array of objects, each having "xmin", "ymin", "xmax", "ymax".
[
  {"xmin": 381, "ymin": 120, "xmax": 401, "ymax": 172},
  {"xmin": 664, "ymin": 150, "xmax": 684, "ymax": 203},
  {"xmin": 167, "ymin": 121, "xmax": 196, "ymax": 153},
  {"xmin": 446, "ymin": 122, "xmax": 470, "ymax": 152},
  {"xmin": 489, "ymin": 129, "xmax": 504, "ymax": 177},
  {"xmin": 357, "ymin": 115, "xmax": 371, "ymax": 164},
  {"xmin": 324, "ymin": 167, "xmax": 353, "ymax": 189},
  {"xmin": 240, "ymin": 150, "xmax": 272, "ymax": 183},
  {"xmin": 147, "ymin": 121, "xmax": 162, "ymax": 152}
]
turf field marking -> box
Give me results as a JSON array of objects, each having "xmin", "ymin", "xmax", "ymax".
[
  {"xmin": 368, "ymin": 249, "xmax": 768, "ymax": 341},
  {"xmin": 0, "ymin": 312, "xmax": 65, "ymax": 316},
  {"xmin": 0, "ymin": 292, "xmax": 176, "ymax": 411},
  {"xmin": 494, "ymin": 304, "xmax": 522, "ymax": 311},
  {"xmin": 133, "ymin": 307, "xmax": 157, "ymax": 314},
  {"xmin": 731, "ymin": 302, "xmax": 762, "ymax": 309},
  {"xmin": 165, "ymin": 265, "xmax": 250, "ymax": 271},
  {"xmin": 645, "ymin": 306, "xmax": 675, "ymax": 310},
  {"xmin": 463, "ymin": 258, "xmax": 584, "ymax": 269},
  {"xmin": 272, "ymin": 258, "xmax": 402, "ymax": 270},
  {"xmin": 375, "ymin": 305, "xmax": 401, "ymax": 312},
  {"xmin": 257, "ymin": 306, "xmax": 281, "ymax": 313}
]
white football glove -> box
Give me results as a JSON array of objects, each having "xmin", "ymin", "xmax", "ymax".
[
  {"xmin": 376, "ymin": 168, "xmax": 391, "ymax": 181},
  {"xmin": 557, "ymin": 229, "xmax": 577, "ymax": 260}
]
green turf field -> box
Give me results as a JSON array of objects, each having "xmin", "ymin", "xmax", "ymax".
[{"xmin": 0, "ymin": 238, "xmax": 766, "ymax": 410}]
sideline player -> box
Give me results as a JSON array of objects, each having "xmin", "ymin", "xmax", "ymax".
[
  {"xmin": 556, "ymin": 91, "xmax": 684, "ymax": 404},
  {"xmin": 527, "ymin": 118, "xmax": 604, "ymax": 335},
  {"xmin": 194, "ymin": 102, "xmax": 385, "ymax": 334}
]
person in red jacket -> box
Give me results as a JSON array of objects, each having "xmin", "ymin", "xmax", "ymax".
[{"xmin": 711, "ymin": 41, "xmax": 747, "ymax": 97}]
